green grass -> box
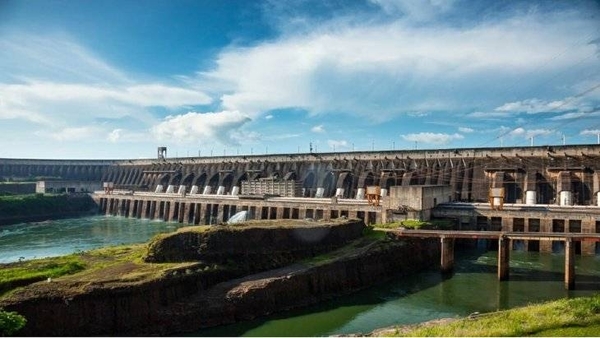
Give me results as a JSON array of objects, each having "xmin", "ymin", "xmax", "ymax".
[
  {"xmin": 373, "ymin": 219, "xmax": 455, "ymax": 231},
  {"xmin": 0, "ymin": 256, "xmax": 86, "ymax": 295},
  {"xmin": 389, "ymin": 295, "xmax": 600, "ymax": 337}
]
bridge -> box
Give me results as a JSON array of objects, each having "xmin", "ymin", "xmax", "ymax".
[{"xmin": 391, "ymin": 229, "xmax": 600, "ymax": 290}]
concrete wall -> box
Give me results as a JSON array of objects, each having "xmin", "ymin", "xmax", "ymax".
[{"xmin": 36, "ymin": 181, "xmax": 103, "ymax": 194}]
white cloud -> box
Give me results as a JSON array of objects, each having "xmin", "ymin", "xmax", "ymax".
[
  {"xmin": 458, "ymin": 127, "xmax": 474, "ymax": 133},
  {"xmin": 44, "ymin": 126, "xmax": 103, "ymax": 141},
  {"xmin": 370, "ymin": 0, "xmax": 455, "ymax": 21},
  {"xmin": 401, "ymin": 132, "xmax": 463, "ymax": 145},
  {"xmin": 509, "ymin": 127, "xmax": 554, "ymax": 139},
  {"xmin": 107, "ymin": 129, "xmax": 123, "ymax": 143},
  {"xmin": 494, "ymin": 98, "xmax": 577, "ymax": 114},
  {"xmin": 327, "ymin": 139, "xmax": 348, "ymax": 150},
  {"xmin": 151, "ymin": 110, "xmax": 252, "ymax": 144},
  {"xmin": 265, "ymin": 114, "xmax": 274, "ymax": 120},
  {"xmin": 198, "ymin": 7, "xmax": 598, "ymax": 120},
  {"xmin": 311, "ymin": 125, "xmax": 326, "ymax": 133},
  {"xmin": 581, "ymin": 129, "xmax": 600, "ymax": 135}
]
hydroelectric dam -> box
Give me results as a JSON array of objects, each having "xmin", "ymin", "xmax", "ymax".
[{"xmin": 3, "ymin": 144, "xmax": 600, "ymax": 258}]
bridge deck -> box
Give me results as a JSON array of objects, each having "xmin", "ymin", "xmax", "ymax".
[{"xmin": 392, "ymin": 229, "xmax": 600, "ymax": 242}]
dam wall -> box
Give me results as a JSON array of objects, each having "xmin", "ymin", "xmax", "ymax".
[{"xmin": 3, "ymin": 144, "xmax": 600, "ymax": 206}]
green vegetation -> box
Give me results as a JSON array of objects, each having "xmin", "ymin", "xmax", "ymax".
[
  {"xmin": 0, "ymin": 308, "xmax": 26, "ymax": 336},
  {"xmin": 0, "ymin": 194, "xmax": 97, "ymax": 219},
  {"xmin": 0, "ymin": 256, "xmax": 86, "ymax": 295},
  {"xmin": 388, "ymin": 295, "xmax": 600, "ymax": 337},
  {"xmin": 373, "ymin": 219, "xmax": 455, "ymax": 230}
]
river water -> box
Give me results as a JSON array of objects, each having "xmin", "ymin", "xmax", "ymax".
[
  {"xmin": 1, "ymin": 217, "xmax": 599, "ymax": 336},
  {"xmin": 0, "ymin": 216, "xmax": 184, "ymax": 263},
  {"xmin": 192, "ymin": 249, "xmax": 600, "ymax": 337}
]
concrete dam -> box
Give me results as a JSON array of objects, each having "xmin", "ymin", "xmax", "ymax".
[{"xmin": 2, "ymin": 144, "xmax": 600, "ymax": 255}]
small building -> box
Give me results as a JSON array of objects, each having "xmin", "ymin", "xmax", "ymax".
[
  {"xmin": 382, "ymin": 185, "xmax": 453, "ymax": 222},
  {"xmin": 241, "ymin": 179, "xmax": 302, "ymax": 197},
  {"xmin": 36, "ymin": 181, "xmax": 103, "ymax": 194}
]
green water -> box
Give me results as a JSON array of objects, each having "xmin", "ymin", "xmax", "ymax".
[
  {"xmin": 191, "ymin": 250, "xmax": 600, "ymax": 337},
  {"xmin": 2, "ymin": 218, "xmax": 599, "ymax": 336},
  {"xmin": 0, "ymin": 215, "xmax": 184, "ymax": 263}
]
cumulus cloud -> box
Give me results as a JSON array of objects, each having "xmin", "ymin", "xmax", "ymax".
[
  {"xmin": 265, "ymin": 114, "xmax": 274, "ymax": 120},
  {"xmin": 458, "ymin": 127, "xmax": 474, "ymax": 133},
  {"xmin": 151, "ymin": 110, "xmax": 251, "ymax": 144},
  {"xmin": 198, "ymin": 7, "xmax": 598, "ymax": 120},
  {"xmin": 311, "ymin": 125, "xmax": 326, "ymax": 133},
  {"xmin": 401, "ymin": 132, "xmax": 463, "ymax": 145}
]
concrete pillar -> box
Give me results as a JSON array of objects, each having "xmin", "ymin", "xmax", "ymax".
[
  {"xmin": 540, "ymin": 219, "xmax": 552, "ymax": 253},
  {"xmin": 216, "ymin": 186, "xmax": 225, "ymax": 195},
  {"xmin": 440, "ymin": 237, "xmax": 455, "ymax": 273},
  {"xmin": 315, "ymin": 187, "xmax": 325, "ymax": 198},
  {"xmin": 183, "ymin": 202, "xmax": 191, "ymax": 224},
  {"xmin": 140, "ymin": 200, "xmax": 148, "ymax": 219},
  {"xmin": 167, "ymin": 202, "xmax": 176, "ymax": 222},
  {"xmin": 560, "ymin": 191, "xmax": 572, "ymax": 206},
  {"xmin": 217, "ymin": 204, "xmax": 224, "ymax": 223},
  {"xmin": 502, "ymin": 218, "xmax": 512, "ymax": 232},
  {"xmin": 177, "ymin": 185, "xmax": 186, "ymax": 195},
  {"xmin": 597, "ymin": 192, "xmax": 600, "ymax": 207},
  {"xmin": 498, "ymin": 236, "xmax": 510, "ymax": 281},
  {"xmin": 565, "ymin": 238, "xmax": 575, "ymax": 290},
  {"xmin": 380, "ymin": 188, "xmax": 388, "ymax": 197},
  {"xmin": 356, "ymin": 188, "xmax": 365, "ymax": 200},
  {"xmin": 276, "ymin": 207, "xmax": 284, "ymax": 220},
  {"xmin": 231, "ymin": 186, "xmax": 240, "ymax": 196},
  {"xmin": 166, "ymin": 185, "xmax": 175, "ymax": 194},
  {"xmin": 525, "ymin": 190, "xmax": 536, "ymax": 205},
  {"xmin": 299, "ymin": 208, "xmax": 307, "ymax": 219},
  {"xmin": 190, "ymin": 185, "xmax": 199, "ymax": 194},
  {"xmin": 203, "ymin": 186, "xmax": 212, "ymax": 195},
  {"xmin": 335, "ymin": 188, "xmax": 344, "ymax": 198},
  {"xmin": 155, "ymin": 184, "xmax": 164, "ymax": 193},
  {"xmin": 582, "ymin": 218, "xmax": 596, "ymax": 255},
  {"xmin": 348, "ymin": 210, "xmax": 358, "ymax": 219}
]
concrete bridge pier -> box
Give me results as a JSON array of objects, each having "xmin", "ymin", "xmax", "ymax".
[
  {"xmin": 498, "ymin": 236, "xmax": 510, "ymax": 281},
  {"xmin": 440, "ymin": 237, "xmax": 454, "ymax": 273},
  {"xmin": 565, "ymin": 238, "xmax": 575, "ymax": 290}
]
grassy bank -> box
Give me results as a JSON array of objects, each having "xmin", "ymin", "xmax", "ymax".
[{"xmin": 379, "ymin": 294, "xmax": 600, "ymax": 336}]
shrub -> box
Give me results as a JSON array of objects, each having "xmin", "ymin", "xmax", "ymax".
[{"xmin": 0, "ymin": 309, "xmax": 26, "ymax": 336}]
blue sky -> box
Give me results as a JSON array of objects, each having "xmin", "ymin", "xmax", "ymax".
[{"xmin": 1, "ymin": 0, "xmax": 599, "ymax": 159}]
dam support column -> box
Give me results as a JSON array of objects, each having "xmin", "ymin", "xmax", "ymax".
[
  {"xmin": 565, "ymin": 238, "xmax": 575, "ymax": 290},
  {"xmin": 498, "ymin": 236, "xmax": 510, "ymax": 281},
  {"xmin": 440, "ymin": 237, "xmax": 454, "ymax": 273}
]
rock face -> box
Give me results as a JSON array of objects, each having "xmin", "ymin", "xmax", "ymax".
[
  {"xmin": 144, "ymin": 219, "xmax": 365, "ymax": 267},
  {"xmin": 1, "ymin": 221, "xmax": 439, "ymax": 336}
]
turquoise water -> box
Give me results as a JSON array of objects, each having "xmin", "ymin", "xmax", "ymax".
[
  {"xmin": 0, "ymin": 216, "xmax": 184, "ymax": 263},
  {"xmin": 191, "ymin": 250, "xmax": 600, "ymax": 337}
]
